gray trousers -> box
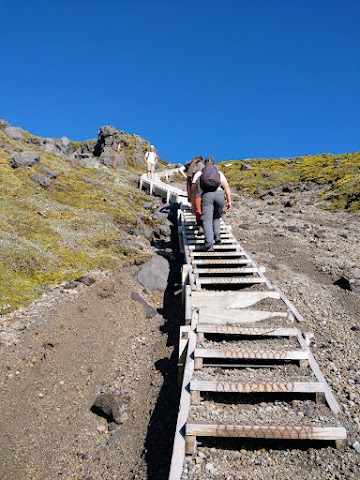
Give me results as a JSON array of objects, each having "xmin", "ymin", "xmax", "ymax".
[{"xmin": 201, "ymin": 190, "xmax": 225, "ymax": 248}]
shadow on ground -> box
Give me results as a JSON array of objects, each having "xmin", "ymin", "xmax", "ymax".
[{"xmin": 144, "ymin": 203, "xmax": 185, "ymax": 479}]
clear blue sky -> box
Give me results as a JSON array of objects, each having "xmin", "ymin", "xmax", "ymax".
[{"xmin": 1, "ymin": 0, "xmax": 359, "ymax": 164}]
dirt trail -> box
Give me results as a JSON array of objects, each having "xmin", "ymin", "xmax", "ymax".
[{"xmin": 0, "ymin": 266, "xmax": 183, "ymax": 480}]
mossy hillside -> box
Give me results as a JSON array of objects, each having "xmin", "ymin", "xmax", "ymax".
[
  {"xmin": 0, "ymin": 131, "xmax": 154, "ymax": 314},
  {"xmin": 219, "ymin": 152, "xmax": 360, "ymax": 212}
]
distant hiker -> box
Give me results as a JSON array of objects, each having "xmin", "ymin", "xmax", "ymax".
[
  {"xmin": 144, "ymin": 145, "xmax": 158, "ymax": 180},
  {"xmin": 112, "ymin": 142, "xmax": 122, "ymax": 176},
  {"xmin": 191, "ymin": 156, "xmax": 231, "ymax": 252}
]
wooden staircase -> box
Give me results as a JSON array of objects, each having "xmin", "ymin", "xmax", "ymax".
[{"xmin": 139, "ymin": 173, "xmax": 347, "ymax": 480}]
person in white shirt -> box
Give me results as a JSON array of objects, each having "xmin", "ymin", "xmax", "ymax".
[{"xmin": 144, "ymin": 145, "xmax": 158, "ymax": 180}]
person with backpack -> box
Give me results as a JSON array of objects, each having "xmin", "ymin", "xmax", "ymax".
[
  {"xmin": 191, "ymin": 156, "xmax": 231, "ymax": 252},
  {"xmin": 180, "ymin": 156, "xmax": 205, "ymax": 230},
  {"xmin": 144, "ymin": 145, "xmax": 158, "ymax": 180}
]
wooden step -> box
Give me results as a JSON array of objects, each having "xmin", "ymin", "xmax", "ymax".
[
  {"xmin": 192, "ymin": 291, "xmax": 281, "ymax": 309},
  {"xmin": 198, "ymin": 309, "xmax": 289, "ymax": 324},
  {"xmin": 196, "ymin": 325, "xmax": 298, "ymax": 336},
  {"xmin": 188, "ymin": 241, "xmax": 238, "ymax": 248},
  {"xmin": 190, "ymin": 251, "xmax": 247, "ymax": 258},
  {"xmin": 189, "ymin": 244, "xmax": 240, "ymax": 250},
  {"xmin": 187, "ymin": 237, "xmax": 235, "ymax": 244},
  {"xmin": 194, "ymin": 267, "xmax": 261, "ymax": 275},
  {"xmin": 195, "ymin": 348, "xmax": 308, "ymax": 363},
  {"xmin": 185, "ymin": 224, "xmax": 228, "ymax": 230},
  {"xmin": 190, "ymin": 380, "xmax": 326, "ymax": 394},
  {"xmin": 198, "ymin": 277, "xmax": 266, "ymax": 285},
  {"xmin": 185, "ymin": 230, "xmax": 229, "ymax": 235},
  {"xmin": 185, "ymin": 422, "xmax": 347, "ymax": 454},
  {"xmin": 192, "ymin": 258, "xmax": 252, "ymax": 266}
]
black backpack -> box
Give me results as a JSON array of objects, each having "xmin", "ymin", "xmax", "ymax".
[{"xmin": 200, "ymin": 164, "xmax": 221, "ymax": 192}]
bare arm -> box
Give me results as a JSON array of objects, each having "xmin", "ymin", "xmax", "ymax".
[
  {"xmin": 221, "ymin": 180, "xmax": 232, "ymax": 210},
  {"xmin": 190, "ymin": 182, "xmax": 197, "ymax": 212},
  {"xmin": 179, "ymin": 166, "xmax": 187, "ymax": 178}
]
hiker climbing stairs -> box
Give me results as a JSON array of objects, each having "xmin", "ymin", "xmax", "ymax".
[{"xmin": 139, "ymin": 170, "xmax": 347, "ymax": 480}]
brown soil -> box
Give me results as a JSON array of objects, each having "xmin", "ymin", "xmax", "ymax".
[{"xmin": 1, "ymin": 185, "xmax": 360, "ymax": 480}]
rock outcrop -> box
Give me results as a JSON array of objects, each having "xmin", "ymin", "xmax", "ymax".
[{"xmin": 2, "ymin": 120, "xmax": 156, "ymax": 170}]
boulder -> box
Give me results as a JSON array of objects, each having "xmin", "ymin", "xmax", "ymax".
[
  {"xmin": 60, "ymin": 136, "xmax": 71, "ymax": 147},
  {"xmin": 153, "ymin": 224, "xmax": 172, "ymax": 239},
  {"xmin": 99, "ymin": 125, "xmax": 119, "ymax": 138},
  {"xmin": 30, "ymin": 174, "xmax": 52, "ymax": 189},
  {"xmin": 240, "ymin": 163, "xmax": 253, "ymax": 171},
  {"xmin": 10, "ymin": 151, "xmax": 40, "ymax": 168},
  {"xmin": 74, "ymin": 156, "xmax": 101, "ymax": 169},
  {"xmin": 42, "ymin": 138, "xmax": 57, "ymax": 153},
  {"xmin": 5, "ymin": 126, "xmax": 24, "ymax": 141},
  {"xmin": 137, "ymin": 254, "xmax": 169, "ymax": 291},
  {"xmin": 92, "ymin": 393, "xmax": 129, "ymax": 425},
  {"xmin": 55, "ymin": 136, "xmax": 74, "ymax": 157},
  {"xmin": 93, "ymin": 126, "xmax": 149, "ymax": 168},
  {"xmin": 39, "ymin": 167, "xmax": 57, "ymax": 179},
  {"xmin": 131, "ymin": 291, "xmax": 158, "ymax": 318},
  {"xmin": 333, "ymin": 266, "xmax": 360, "ymax": 292}
]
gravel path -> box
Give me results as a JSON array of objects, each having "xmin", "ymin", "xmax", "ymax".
[{"xmin": 1, "ymin": 182, "xmax": 359, "ymax": 479}]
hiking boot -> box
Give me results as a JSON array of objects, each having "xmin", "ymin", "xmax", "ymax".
[{"xmin": 214, "ymin": 237, "xmax": 221, "ymax": 244}]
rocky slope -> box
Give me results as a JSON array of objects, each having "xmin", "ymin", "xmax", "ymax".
[
  {"xmin": 179, "ymin": 189, "xmax": 360, "ymax": 480},
  {"xmin": 0, "ymin": 121, "xmax": 172, "ymax": 315},
  {"xmin": 0, "ymin": 126, "xmax": 359, "ymax": 479}
]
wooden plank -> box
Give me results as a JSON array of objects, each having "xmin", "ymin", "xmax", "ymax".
[
  {"xmin": 179, "ymin": 326, "xmax": 190, "ymax": 362},
  {"xmin": 186, "ymin": 232, "xmax": 232, "ymax": 238},
  {"xmin": 194, "ymin": 267, "xmax": 261, "ymax": 275},
  {"xmin": 185, "ymin": 225, "xmax": 228, "ymax": 231},
  {"xmin": 192, "ymin": 291, "xmax": 280, "ymax": 309},
  {"xmin": 190, "ymin": 251, "xmax": 247, "ymax": 257},
  {"xmin": 186, "ymin": 422, "xmax": 347, "ymax": 441},
  {"xmin": 181, "ymin": 264, "xmax": 190, "ymax": 289},
  {"xmin": 190, "ymin": 380, "xmax": 326, "ymax": 394},
  {"xmin": 272, "ymin": 285, "xmax": 305, "ymax": 322},
  {"xmin": 190, "ymin": 244, "xmax": 240, "ymax": 250},
  {"xmin": 196, "ymin": 325, "xmax": 298, "ymax": 336},
  {"xmin": 178, "ymin": 326, "xmax": 190, "ymax": 385},
  {"xmin": 202, "ymin": 362, "xmax": 291, "ymax": 369},
  {"xmin": 186, "ymin": 237, "xmax": 237, "ymax": 246},
  {"xmin": 185, "ymin": 228, "xmax": 229, "ymax": 234},
  {"xmin": 192, "ymin": 259, "xmax": 251, "ymax": 266},
  {"xmin": 296, "ymin": 331, "xmax": 341, "ymax": 415},
  {"xmin": 195, "ymin": 348, "xmax": 309, "ymax": 361},
  {"xmin": 198, "ymin": 309, "xmax": 288, "ymax": 324},
  {"xmin": 184, "ymin": 285, "xmax": 192, "ymax": 324},
  {"xmin": 189, "ymin": 244, "xmax": 239, "ymax": 250},
  {"xmin": 198, "ymin": 277, "xmax": 266, "ymax": 285},
  {"xmin": 168, "ymin": 312, "xmax": 198, "ymax": 480}
]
